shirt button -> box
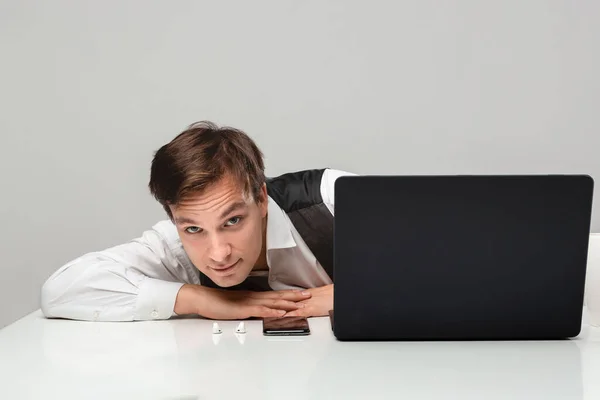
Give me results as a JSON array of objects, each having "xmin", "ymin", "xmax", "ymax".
[
  {"xmin": 93, "ymin": 311, "xmax": 100, "ymax": 321},
  {"xmin": 151, "ymin": 310, "xmax": 159, "ymax": 319}
]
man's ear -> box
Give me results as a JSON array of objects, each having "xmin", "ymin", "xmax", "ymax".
[{"xmin": 258, "ymin": 183, "xmax": 268, "ymax": 217}]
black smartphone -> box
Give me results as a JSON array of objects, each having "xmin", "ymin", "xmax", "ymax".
[{"xmin": 262, "ymin": 316, "xmax": 311, "ymax": 336}]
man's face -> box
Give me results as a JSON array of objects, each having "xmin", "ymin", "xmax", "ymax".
[{"xmin": 169, "ymin": 175, "xmax": 268, "ymax": 287}]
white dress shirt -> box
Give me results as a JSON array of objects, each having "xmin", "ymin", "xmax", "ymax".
[{"xmin": 40, "ymin": 169, "xmax": 355, "ymax": 322}]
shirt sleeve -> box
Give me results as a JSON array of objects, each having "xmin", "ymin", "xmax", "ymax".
[
  {"xmin": 40, "ymin": 221, "xmax": 196, "ymax": 322},
  {"xmin": 320, "ymin": 168, "xmax": 358, "ymax": 216}
]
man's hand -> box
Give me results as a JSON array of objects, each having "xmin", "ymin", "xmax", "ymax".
[
  {"xmin": 174, "ymin": 284, "xmax": 311, "ymax": 320},
  {"xmin": 284, "ymin": 284, "xmax": 333, "ymax": 317}
]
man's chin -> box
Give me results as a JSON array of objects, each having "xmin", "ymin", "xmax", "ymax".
[
  {"xmin": 204, "ymin": 260, "xmax": 248, "ymax": 287},
  {"xmin": 208, "ymin": 271, "xmax": 246, "ymax": 288},
  {"xmin": 214, "ymin": 277, "xmax": 244, "ymax": 288}
]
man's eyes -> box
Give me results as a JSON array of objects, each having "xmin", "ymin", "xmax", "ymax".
[
  {"xmin": 226, "ymin": 216, "xmax": 242, "ymax": 226},
  {"xmin": 184, "ymin": 217, "xmax": 243, "ymax": 234},
  {"xmin": 185, "ymin": 226, "xmax": 202, "ymax": 234}
]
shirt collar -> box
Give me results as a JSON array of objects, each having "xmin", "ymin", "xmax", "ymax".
[{"xmin": 266, "ymin": 196, "xmax": 297, "ymax": 250}]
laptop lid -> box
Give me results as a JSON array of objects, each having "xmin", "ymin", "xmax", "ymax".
[{"xmin": 332, "ymin": 175, "xmax": 594, "ymax": 340}]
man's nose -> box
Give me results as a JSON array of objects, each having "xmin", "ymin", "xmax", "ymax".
[{"xmin": 208, "ymin": 234, "xmax": 232, "ymax": 263}]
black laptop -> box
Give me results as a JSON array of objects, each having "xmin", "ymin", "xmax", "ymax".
[{"xmin": 331, "ymin": 175, "xmax": 594, "ymax": 341}]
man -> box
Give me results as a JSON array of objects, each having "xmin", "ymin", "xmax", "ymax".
[{"xmin": 40, "ymin": 121, "xmax": 354, "ymax": 321}]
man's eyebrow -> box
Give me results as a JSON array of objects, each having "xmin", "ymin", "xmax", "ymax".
[
  {"xmin": 173, "ymin": 201, "xmax": 248, "ymax": 226},
  {"xmin": 219, "ymin": 201, "xmax": 248, "ymax": 219},
  {"xmin": 174, "ymin": 216, "xmax": 199, "ymax": 226}
]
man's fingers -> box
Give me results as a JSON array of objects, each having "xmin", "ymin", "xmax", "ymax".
[
  {"xmin": 251, "ymin": 306, "xmax": 287, "ymax": 318},
  {"xmin": 246, "ymin": 290, "xmax": 311, "ymax": 305},
  {"xmin": 265, "ymin": 299, "xmax": 304, "ymax": 311},
  {"xmin": 284, "ymin": 307, "xmax": 310, "ymax": 318},
  {"xmin": 264, "ymin": 290, "xmax": 311, "ymax": 301},
  {"xmin": 282, "ymin": 310, "xmax": 301, "ymax": 317}
]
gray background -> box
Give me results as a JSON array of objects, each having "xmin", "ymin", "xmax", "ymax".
[{"xmin": 1, "ymin": 0, "xmax": 599, "ymax": 328}]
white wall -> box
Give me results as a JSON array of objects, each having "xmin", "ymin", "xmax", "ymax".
[{"xmin": 1, "ymin": 0, "xmax": 599, "ymax": 328}]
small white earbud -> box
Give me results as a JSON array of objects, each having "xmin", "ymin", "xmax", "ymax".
[
  {"xmin": 235, "ymin": 321, "xmax": 246, "ymax": 334},
  {"xmin": 212, "ymin": 322, "xmax": 222, "ymax": 334}
]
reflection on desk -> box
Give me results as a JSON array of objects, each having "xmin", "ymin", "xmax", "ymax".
[{"xmin": 0, "ymin": 309, "xmax": 599, "ymax": 400}]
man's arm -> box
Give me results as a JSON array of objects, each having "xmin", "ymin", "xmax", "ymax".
[
  {"xmin": 40, "ymin": 221, "xmax": 193, "ymax": 321},
  {"xmin": 41, "ymin": 220, "xmax": 310, "ymax": 321},
  {"xmin": 282, "ymin": 169, "xmax": 358, "ymax": 318}
]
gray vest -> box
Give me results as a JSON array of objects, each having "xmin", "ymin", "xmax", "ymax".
[{"xmin": 199, "ymin": 169, "xmax": 334, "ymax": 291}]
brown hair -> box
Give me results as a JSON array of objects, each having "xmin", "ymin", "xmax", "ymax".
[{"xmin": 149, "ymin": 121, "xmax": 266, "ymax": 219}]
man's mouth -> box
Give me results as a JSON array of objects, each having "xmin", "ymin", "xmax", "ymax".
[{"xmin": 209, "ymin": 259, "xmax": 240, "ymax": 276}]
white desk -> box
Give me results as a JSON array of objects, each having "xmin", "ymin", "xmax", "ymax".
[{"xmin": 1, "ymin": 309, "xmax": 599, "ymax": 400}]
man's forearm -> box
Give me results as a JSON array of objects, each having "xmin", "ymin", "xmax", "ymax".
[{"xmin": 174, "ymin": 284, "xmax": 206, "ymax": 315}]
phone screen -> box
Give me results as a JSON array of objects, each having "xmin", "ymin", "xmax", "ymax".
[{"xmin": 262, "ymin": 316, "xmax": 310, "ymax": 336}]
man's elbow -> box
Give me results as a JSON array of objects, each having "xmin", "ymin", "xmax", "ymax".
[
  {"xmin": 40, "ymin": 275, "xmax": 62, "ymax": 318},
  {"xmin": 39, "ymin": 262, "xmax": 138, "ymax": 322},
  {"xmin": 40, "ymin": 267, "xmax": 80, "ymax": 319}
]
